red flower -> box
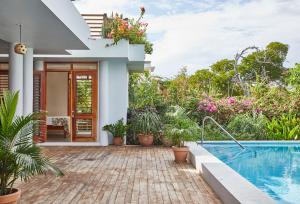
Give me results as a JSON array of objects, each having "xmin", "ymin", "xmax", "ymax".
[{"xmin": 140, "ymin": 6, "xmax": 145, "ymax": 15}]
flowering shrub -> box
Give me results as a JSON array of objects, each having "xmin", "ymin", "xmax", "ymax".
[
  {"xmin": 198, "ymin": 96, "xmax": 217, "ymax": 113},
  {"xmin": 254, "ymin": 87, "xmax": 300, "ymax": 119},
  {"xmin": 197, "ymin": 95, "xmax": 254, "ymax": 124},
  {"xmin": 104, "ymin": 7, "xmax": 153, "ymax": 54}
]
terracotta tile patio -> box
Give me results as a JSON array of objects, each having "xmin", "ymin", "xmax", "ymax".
[{"xmin": 17, "ymin": 146, "xmax": 222, "ymax": 204}]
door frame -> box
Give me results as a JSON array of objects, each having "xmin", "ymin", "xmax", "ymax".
[
  {"xmin": 41, "ymin": 62, "xmax": 98, "ymax": 142},
  {"xmin": 71, "ymin": 70, "xmax": 98, "ymax": 142}
]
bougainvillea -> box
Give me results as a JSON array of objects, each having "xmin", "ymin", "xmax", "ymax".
[
  {"xmin": 104, "ymin": 7, "xmax": 153, "ymax": 54},
  {"xmin": 197, "ymin": 94, "xmax": 254, "ymax": 124}
]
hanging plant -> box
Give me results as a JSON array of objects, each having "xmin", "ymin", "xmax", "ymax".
[
  {"xmin": 104, "ymin": 7, "xmax": 153, "ymax": 55},
  {"xmin": 14, "ymin": 24, "xmax": 27, "ymax": 55}
]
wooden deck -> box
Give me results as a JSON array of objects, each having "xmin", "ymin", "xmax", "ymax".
[{"xmin": 17, "ymin": 146, "xmax": 222, "ymax": 204}]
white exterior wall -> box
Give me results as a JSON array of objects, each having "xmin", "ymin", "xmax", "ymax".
[{"xmin": 98, "ymin": 60, "xmax": 129, "ymax": 145}]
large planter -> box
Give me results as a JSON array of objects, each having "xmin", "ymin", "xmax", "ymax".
[
  {"xmin": 113, "ymin": 137, "xmax": 123, "ymax": 146},
  {"xmin": 138, "ymin": 134, "xmax": 154, "ymax": 146},
  {"xmin": 0, "ymin": 189, "xmax": 21, "ymax": 204},
  {"xmin": 172, "ymin": 146, "xmax": 189, "ymax": 163}
]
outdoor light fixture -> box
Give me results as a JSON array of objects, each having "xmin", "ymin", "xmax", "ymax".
[{"xmin": 14, "ymin": 24, "xmax": 27, "ymax": 55}]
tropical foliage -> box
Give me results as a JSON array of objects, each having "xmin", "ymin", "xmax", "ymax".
[
  {"xmin": 163, "ymin": 106, "xmax": 200, "ymax": 147},
  {"xmin": 103, "ymin": 119, "xmax": 127, "ymax": 138},
  {"xmin": 266, "ymin": 114, "xmax": 300, "ymax": 140},
  {"xmin": 131, "ymin": 107, "xmax": 161, "ymax": 135},
  {"xmin": 227, "ymin": 113, "xmax": 268, "ymax": 140},
  {"xmin": 127, "ymin": 41, "xmax": 300, "ymax": 143},
  {"xmin": 0, "ymin": 91, "xmax": 63, "ymax": 196}
]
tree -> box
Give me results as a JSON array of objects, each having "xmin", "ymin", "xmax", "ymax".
[
  {"xmin": 210, "ymin": 59, "xmax": 238, "ymax": 96},
  {"xmin": 240, "ymin": 42, "xmax": 288, "ymax": 83},
  {"xmin": 287, "ymin": 63, "xmax": 300, "ymax": 91},
  {"xmin": 189, "ymin": 69, "xmax": 214, "ymax": 94},
  {"xmin": 129, "ymin": 72, "xmax": 163, "ymax": 109}
]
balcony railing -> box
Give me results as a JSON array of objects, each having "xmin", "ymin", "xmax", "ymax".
[{"xmin": 81, "ymin": 14, "xmax": 107, "ymax": 39}]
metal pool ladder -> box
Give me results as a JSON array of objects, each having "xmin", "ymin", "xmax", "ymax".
[{"xmin": 200, "ymin": 116, "xmax": 245, "ymax": 149}]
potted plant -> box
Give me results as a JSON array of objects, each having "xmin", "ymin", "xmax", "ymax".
[
  {"xmin": 0, "ymin": 91, "xmax": 63, "ymax": 204},
  {"xmin": 103, "ymin": 119, "xmax": 127, "ymax": 145},
  {"xmin": 163, "ymin": 106, "xmax": 200, "ymax": 163},
  {"xmin": 133, "ymin": 108, "xmax": 161, "ymax": 146}
]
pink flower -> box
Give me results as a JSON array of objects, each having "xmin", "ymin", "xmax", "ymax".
[
  {"xmin": 227, "ymin": 97, "xmax": 236, "ymax": 105},
  {"xmin": 207, "ymin": 104, "xmax": 217, "ymax": 112},
  {"xmin": 242, "ymin": 99, "xmax": 252, "ymax": 106}
]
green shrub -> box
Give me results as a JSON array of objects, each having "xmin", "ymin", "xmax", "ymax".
[
  {"xmin": 266, "ymin": 114, "xmax": 300, "ymax": 140},
  {"xmin": 227, "ymin": 112, "xmax": 268, "ymax": 140},
  {"xmin": 201, "ymin": 123, "xmax": 225, "ymax": 141},
  {"xmin": 131, "ymin": 107, "xmax": 161, "ymax": 135},
  {"xmin": 103, "ymin": 119, "xmax": 127, "ymax": 138},
  {"xmin": 163, "ymin": 106, "xmax": 200, "ymax": 147}
]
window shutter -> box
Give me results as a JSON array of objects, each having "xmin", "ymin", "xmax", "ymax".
[
  {"xmin": 33, "ymin": 73, "xmax": 46, "ymax": 142},
  {"xmin": 33, "ymin": 74, "xmax": 41, "ymax": 112},
  {"xmin": 0, "ymin": 71, "xmax": 8, "ymax": 98}
]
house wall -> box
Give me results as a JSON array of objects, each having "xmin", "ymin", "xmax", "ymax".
[
  {"xmin": 98, "ymin": 60, "xmax": 129, "ymax": 145},
  {"xmin": 46, "ymin": 72, "xmax": 68, "ymax": 116}
]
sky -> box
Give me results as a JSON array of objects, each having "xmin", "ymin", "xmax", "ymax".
[{"xmin": 74, "ymin": 0, "xmax": 300, "ymax": 77}]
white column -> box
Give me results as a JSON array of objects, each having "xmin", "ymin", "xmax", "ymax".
[
  {"xmin": 23, "ymin": 48, "xmax": 33, "ymax": 115},
  {"xmin": 98, "ymin": 61, "xmax": 109, "ymax": 146},
  {"xmin": 9, "ymin": 43, "xmax": 23, "ymax": 116}
]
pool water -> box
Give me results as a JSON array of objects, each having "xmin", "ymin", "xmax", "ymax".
[{"xmin": 203, "ymin": 142, "xmax": 300, "ymax": 204}]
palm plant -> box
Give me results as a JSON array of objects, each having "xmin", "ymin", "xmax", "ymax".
[
  {"xmin": 0, "ymin": 91, "xmax": 63, "ymax": 196},
  {"xmin": 131, "ymin": 107, "xmax": 161, "ymax": 146},
  {"xmin": 103, "ymin": 118, "xmax": 127, "ymax": 138},
  {"xmin": 163, "ymin": 106, "xmax": 200, "ymax": 147},
  {"xmin": 133, "ymin": 108, "xmax": 161, "ymax": 135}
]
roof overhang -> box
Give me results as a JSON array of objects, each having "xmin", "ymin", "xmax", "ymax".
[{"xmin": 0, "ymin": 0, "xmax": 90, "ymax": 54}]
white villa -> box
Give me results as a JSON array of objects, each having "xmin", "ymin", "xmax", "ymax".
[{"xmin": 0, "ymin": 0, "xmax": 150, "ymax": 146}]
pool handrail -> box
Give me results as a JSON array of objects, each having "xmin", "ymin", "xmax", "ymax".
[{"xmin": 201, "ymin": 116, "xmax": 245, "ymax": 149}]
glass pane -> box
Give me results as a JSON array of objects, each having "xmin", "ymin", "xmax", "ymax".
[
  {"xmin": 46, "ymin": 63, "xmax": 71, "ymax": 70},
  {"xmin": 73, "ymin": 63, "xmax": 97, "ymax": 70},
  {"xmin": 76, "ymin": 75, "xmax": 93, "ymax": 113},
  {"xmin": 76, "ymin": 119, "xmax": 92, "ymax": 136}
]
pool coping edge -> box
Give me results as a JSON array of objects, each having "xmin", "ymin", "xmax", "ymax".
[{"xmin": 187, "ymin": 142, "xmax": 276, "ymax": 204}]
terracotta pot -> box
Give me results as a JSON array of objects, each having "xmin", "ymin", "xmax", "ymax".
[
  {"xmin": 172, "ymin": 146, "xmax": 189, "ymax": 163},
  {"xmin": 113, "ymin": 137, "xmax": 123, "ymax": 146},
  {"xmin": 160, "ymin": 135, "xmax": 173, "ymax": 147},
  {"xmin": 138, "ymin": 134, "xmax": 154, "ymax": 146},
  {"xmin": 0, "ymin": 189, "xmax": 21, "ymax": 204}
]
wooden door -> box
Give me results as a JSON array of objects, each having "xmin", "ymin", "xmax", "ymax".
[{"xmin": 72, "ymin": 71, "xmax": 97, "ymax": 141}]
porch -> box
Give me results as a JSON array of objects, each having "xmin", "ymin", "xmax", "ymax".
[{"xmin": 17, "ymin": 146, "xmax": 221, "ymax": 204}]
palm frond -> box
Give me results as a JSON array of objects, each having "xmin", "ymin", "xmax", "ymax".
[{"xmin": 0, "ymin": 91, "xmax": 63, "ymax": 196}]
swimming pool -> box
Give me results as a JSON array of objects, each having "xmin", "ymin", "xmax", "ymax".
[{"xmin": 203, "ymin": 142, "xmax": 300, "ymax": 204}]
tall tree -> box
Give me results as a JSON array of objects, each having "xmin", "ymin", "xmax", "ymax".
[{"xmin": 240, "ymin": 42, "xmax": 288, "ymax": 83}]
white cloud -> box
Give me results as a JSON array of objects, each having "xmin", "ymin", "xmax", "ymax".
[
  {"xmin": 147, "ymin": 0, "xmax": 300, "ymax": 76},
  {"xmin": 74, "ymin": 0, "xmax": 300, "ymax": 77}
]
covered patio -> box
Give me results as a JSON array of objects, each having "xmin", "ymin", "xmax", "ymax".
[{"xmin": 17, "ymin": 146, "xmax": 221, "ymax": 204}]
